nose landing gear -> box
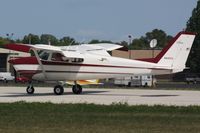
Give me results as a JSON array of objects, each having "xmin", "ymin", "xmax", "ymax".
[{"xmin": 26, "ymin": 85, "xmax": 35, "ymax": 94}]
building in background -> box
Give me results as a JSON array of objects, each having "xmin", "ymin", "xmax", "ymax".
[
  {"xmin": 0, "ymin": 48, "xmax": 30, "ymax": 73},
  {"xmin": 112, "ymin": 49, "xmax": 161, "ymax": 59}
]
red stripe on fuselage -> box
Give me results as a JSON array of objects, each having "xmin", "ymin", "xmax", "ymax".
[
  {"xmin": 17, "ymin": 70, "xmax": 42, "ymax": 79},
  {"xmin": 10, "ymin": 57, "xmax": 169, "ymax": 70}
]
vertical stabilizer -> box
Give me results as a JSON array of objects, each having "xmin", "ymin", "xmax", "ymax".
[
  {"xmin": 156, "ymin": 32, "xmax": 195, "ymax": 72},
  {"xmin": 138, "ymin": 32, "xmax": 196, "ymax": 72}
]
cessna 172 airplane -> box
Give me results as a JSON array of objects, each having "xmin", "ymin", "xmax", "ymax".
[{"xmin": 3, "ymin": 31, "xmax": 196, "ymax": 95}]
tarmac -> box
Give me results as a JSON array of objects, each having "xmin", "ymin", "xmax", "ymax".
[{"xmin": 0, "ymin": 86, "xmax": 200, "ymax": 106}]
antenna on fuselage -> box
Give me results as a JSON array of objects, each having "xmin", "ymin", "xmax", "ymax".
[
  {"xmin": 48, "ymin": 39, "xmax": 51, "ymax": 46},
  {"xmin": 69, "ymin": 40, "xmax": 75, "ymax": 46},
  {"xmin": 80, "ymin": 38, "xmax": 86, "ymax": 45}
]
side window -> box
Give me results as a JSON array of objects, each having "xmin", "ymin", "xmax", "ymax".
[
  {"xmin": 51, "ymin": 53, "xmax": 64, "ymax": 61},
  {"xmin": 41, "ymin": 52, "xmax": 49, "ymax": 60}
]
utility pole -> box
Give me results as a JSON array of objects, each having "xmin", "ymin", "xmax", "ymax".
[
  {"xmin": 149, "ymin": 39, "xmax": 157, "ymax": 87},
  {"xmin": 48, "ymin": 39, "xmax": 51, "ymax": 45},
  {"xmin": 29, "ymin": 35, "xmax": 32, "ymax": 44},
  {"xmin": 128, "ymin": 35, "xmax": 132, "ymax": 59},
  {"xmin": 6, "ymin": 33, "xmax": 14, "ymax": 72}
]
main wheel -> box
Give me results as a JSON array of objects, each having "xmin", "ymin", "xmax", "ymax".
[
  {"xmin": 72, "ymin": 84, "xmax": 82, "ymax": 94},
  {"xmin": 26, "ymin": 85, "xmax": 34, "ymax": 94},
  {"xmin": 54, "ymin": 85, "xmax": 64, "ymax": 95}
]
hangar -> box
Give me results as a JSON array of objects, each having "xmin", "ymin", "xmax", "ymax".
[
  {"xmin": 0, "ymin": 48, "xmax": 30, "ymax": 72},
  {"xmin": 112, "ymin": 49, "xmax": 161, "ymax": 59}
]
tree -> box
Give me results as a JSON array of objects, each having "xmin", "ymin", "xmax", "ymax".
[
  {"xmin": 22, "ymin": 34, "xmax": 40, "ymax": 44},
  {"xmin": 15, "ymin": 39, "xmax": 22, "ymax": 43},
  {"xmin": 59, "ymin": 36, "xmax": 76, "ymax": 46},
  {"xmin": 129, "ymin": 29, "xmax": 172, "ymax": 50},
  {"xmin": 129, "ymin": 37, "xmax": 148, "ymax": 49},
  {"xmin": 186, "ymin": 0, "xmax": 200, "ymax": 72},
  {"xmin": 119, "ymin": 41, "xmax": 128, "ymax": 47},
  {"xmin": 145, "ymin": 29, "xmax": 172, "ymax": 49},
  {"xmin": 40, "ymin": 34, "xmax": 58, "ymax": 45},
  {"xmin": 89, "ymin": 39, "xmax": 100, "ymax": 44},
  {"xmin": 89, "ymin": 40, "xmax": 113, "ymax": 44},
  {"xmin": 0, "ymin": 37, "xmax": 10, "ymax": 45}
]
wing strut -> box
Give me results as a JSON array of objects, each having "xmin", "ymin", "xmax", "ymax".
[{"xmin": 31, "ymin": 48, "xmax": 48, "ymax": 80}]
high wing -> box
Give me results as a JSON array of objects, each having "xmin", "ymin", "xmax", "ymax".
[
  {"xmin": 60, "ymin": 43, "xmax": 122, "ymax": 51},
  {"xmin": 2, "ymin": 43, "xmax": 123, "ymax": 57},
  {"xmin": 2, "ymin": 43, "xmax": 62, "ymax": 53},
  {"xmin": 60, "ymin": 43, "xmax": 123, "ymax": 56},
  {"xmin": 2, "ymin": 43, "xmax": 66, "ymax": 57}
]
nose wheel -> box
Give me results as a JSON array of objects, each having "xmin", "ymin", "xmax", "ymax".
[{"xmin": 26, "ymin": 85, "xmax": 35, "ymax": 94}]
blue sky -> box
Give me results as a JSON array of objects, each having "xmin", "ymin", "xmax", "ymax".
[{"xmin": 0, "ymin": 0, "xmax": 197, "ymax": 42}]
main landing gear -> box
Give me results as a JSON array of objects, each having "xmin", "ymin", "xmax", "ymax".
[
  {"xmin": 54, "ymin": 85, "xmax": 64, "ymax": 95},
  {"xmin": 53, "ymin": 83, "xmax": 82, "ymax": 95},
  {"xmin": 26, "ymin": 81, "xmax": 83, "ymax": 95},
  {"xmin": 53, "ymin": 81, "xmax": 82, "ymax": 95},
  {"xmin": 72, "ymin": 84, "xmax": 82, "ymax": 94}
]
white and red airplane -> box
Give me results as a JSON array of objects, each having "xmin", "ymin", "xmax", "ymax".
[{"xmin": 3, "ymin": 31, "xmax": 196, "ymax": 95}]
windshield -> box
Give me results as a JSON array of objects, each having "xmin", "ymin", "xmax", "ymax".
[{"xmin": 38, "ymin": 50, "xmax": 50, "ymax": 60}]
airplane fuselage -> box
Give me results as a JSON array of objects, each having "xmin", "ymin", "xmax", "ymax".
[{"xmin": 12, "ymin": 53, "xmax": 172, "ymax": 81}]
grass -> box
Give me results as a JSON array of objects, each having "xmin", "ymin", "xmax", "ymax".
[{"xmin": 0, "ymin": 102, "xmax": 200, "ymax": 133}]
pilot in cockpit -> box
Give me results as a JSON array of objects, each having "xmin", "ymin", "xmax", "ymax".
[{"xmin": 51, "ymin": 53, "xmax": 64, "ymax": 61}]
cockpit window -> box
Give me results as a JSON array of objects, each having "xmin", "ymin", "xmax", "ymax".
[
  {"xmin": 51, "ymin": 53, "xmax": 64, "ymax": 61},
  {"xmin": 38, "ymin": 51, "xmax": 50, "ymax": 60}
]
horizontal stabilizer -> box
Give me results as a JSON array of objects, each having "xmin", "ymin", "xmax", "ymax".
[{"xmin": 66, "ymin": 80, "xmax": 102, "ymax": 86}]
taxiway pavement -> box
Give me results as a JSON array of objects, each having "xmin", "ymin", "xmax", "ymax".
[{"xmin": 0, "ymin": 87, "xmax": 200, "ymax": 106}]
